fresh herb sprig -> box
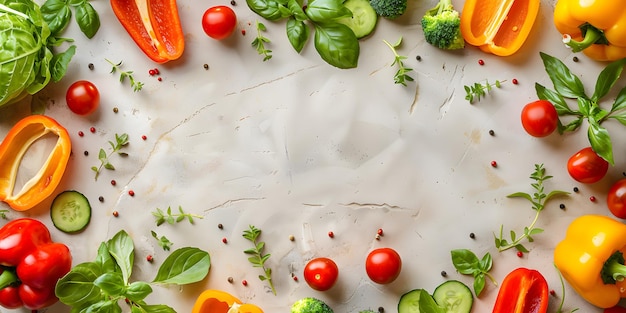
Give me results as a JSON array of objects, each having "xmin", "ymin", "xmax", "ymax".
[
  {"xmin": 495, "ymin": 164, "xmax": 569, "ymax": 252},
  {"xmin": 0, "ymin": 209, "xmax": 7, "ymax": 220},
  {"xmin": 41, "ymin": 0, "xmax": 100, "ymax": 38},
  {"xmin": 151, "ymin": 230, "xmax": 173, "ymax": 251},
  {"xmin": 55, "ymin": 230, "xmax": 210, "ymax": 312},
  {"xmin": 554, "ymin": 265, "xmax": 580, "ymax": 313},
  {"xmin": 451, "ymin": 249, "xmax": 496, "ymax": 296},
  {"xmin": 252, "ymin": 21, "xmax": 272, "ymax": 61},
  {"xmin": 106, "ymin": 59, "xmax": 144, "ymax": 92},
  {"xmin": 464, "ymin": 79, "xmax": 506, "ymax": 103},
  {"xmin": 92, "ymin": 133, "xmax": 129, "ymax": 181},
  {"xmin": 243, "ymin": 225, "xmax": 276, "ymax": 295},
  {"xmin": 152, "ymin": 206, "xmax": 203, "ymax": 226},
  {"xmin": 383, "ymin": 37, "xmax": 414, "ymax": 86},
  {"xmin": 536, "ymin": 52, "xmax": 626, "ymax": 164}
]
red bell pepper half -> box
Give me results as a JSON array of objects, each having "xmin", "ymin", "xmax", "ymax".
[
  {"xmin": 0, "ymin": 218, "xmax": 72, "ymax": 310},
  {"xmin": 492, "ymin": 267, "xmax": 548, "ymax": 313},
  {"xmin": 110, "ymin": 0, "xmax": 185, "ymax": 63}
]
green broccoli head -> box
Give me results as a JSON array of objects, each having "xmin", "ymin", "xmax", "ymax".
[
  {"xmin": 291, "ymin": 297, "xmax": 334, "ymax": 313},
  {"xmin": 421, "ymin": 0, "xmax": 465, "ymax": 50},
  {"xmin": 369, "ymin": 0, "xmax": 407, "ymax": 19}
]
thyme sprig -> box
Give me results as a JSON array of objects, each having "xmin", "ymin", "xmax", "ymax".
[
  {"xmin": 0, "ymin": 209, "xmax": 7, "ymax": 220},
  {"xmin": 243, "ymin": 225, "xmax": 276, "ymax": 295},
  {"xmin": 252, "ymin": 21, "xmax": 272, "ymax": 61},
  {"xmin": 151, "ymin": 230, "xmax": 173, "ymax": 251},
  {"xmin": 106, "ymin": 59, "xmax": 144, "ymax": 92},
  {"xmin": 464, "ymin": 79, "xmax": 506, "ymax": 103},
  {"xmin": 152, "ymin": 206, "xmax": 203, "ymax": 226},
  {"xmin": 383, "ymin": 37, "xmax": 414, "ymax": 86},
  {"xmin": 91, "ymin": 133, "xmax": 129, "ymax": 181},
  {"xmin": 495, "ymin": 164, "xmax": 569, "ymax": 252}
]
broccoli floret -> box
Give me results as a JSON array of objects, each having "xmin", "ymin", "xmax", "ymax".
[
  {"xmin": 421, "ymin": 0, "xmax": 464, "ymax": 50},
  {"xmin": 369, "ymin": 0, "xmax": 407, "ymax": 19},
  {"xmin": 291, "ymin": 297, "xmax": 334, "ymax": 313}
]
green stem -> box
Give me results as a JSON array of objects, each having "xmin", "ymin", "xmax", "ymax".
[
  {"xmin": 498, "ymin": 210, "xmax": 540, "ymax": 252},
  {"xmin": 564, "ymin": 26, "xmax": 603, "ymax": 53},
  {"xmin": 602, "ymin": 251, "xmax": 626, "ymax": 284},
  {"xmin": 485, "ymin": 272, "xmax": 498, "ymax": 286},
  {"xmin": 0, "ymin": 269, "xmax": 19, "ymax": 289}
]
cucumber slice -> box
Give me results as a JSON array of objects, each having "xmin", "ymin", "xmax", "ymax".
[
  {"xmin": 338, "ymin": 0, "xmax": 378, "ymax": 39},
  {"xmin": 398, "ymin": 289, "xmax": 422, "ymax": 313},
  {"xmin": 51, "ymin": 190, "xmax": 92, "ymax": 233},
  {"xmin": 432, "ymin": 280, "xmax": 473, "ymax": 313}
]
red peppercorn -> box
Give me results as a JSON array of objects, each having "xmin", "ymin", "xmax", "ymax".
[
  {"xmin": 590, "ymin": 196, "xmax": 596, "ymax": 202},
  {"xmin": 222, "ymin": 237, "xmax": 228, "ymax": 244},
  {"xmin": 550, "ymin": 289, "xmax": 556, "ymax": 296},
  {"xmin": 478, "ymin": 59, "xmax": 485, "ymax": 65},
  {"xmin": 242, "ymin": 279, "xmax": 248, "ymax": 286},
  {"xmin": 141, "ymin": 135, "xmax": 147, "ymax": 140},
  {"xmin": 112, "ymin": 211, "xmax": 119, "ymax": 217},
  {"xmin": 154, "ymin": 68, "xmax": 160, "ymax": 75},
  {"xmin": 241, "ymin": 29, "xmax": 246, "ymax": 36},
  {"xmin": 146, "ymin": 255, "xmax": 153, "ymax": 262},
  {"xmin": 328, "ymin": 231, "xmax": 334, "ymax": 238},
  {"xmin": 516, "ymin": 251, "xmax": 523, "ymax": 258},
  {"xmin": 128, "ymin": 190, "xmax": 135, "ymax": 196},
  {"xmin": 148, "ymin": 69, "xmax": 156, "ymax": 76},
  {"xmin": 111, "ymin": 179, "xmax": 117, "ymax": 186},
  {"xmin": 512, "ymin": 78, "xmax": 519, "ymax": 85},
  {"xmin": 293, "ymin": 276, "xmax": 298, "ymax": 281},
  {"xmin": 491, "ymin": 160, "xmax": 497, "ymax": 167},
  {"xmin": 78, "ymin": 131, "xmax": 84, "ymax": 137},
  {"xmin": 377, "ymin": 228, "xmax": 384, "ymax": 236},
  {"xmin": 90, "ymin": 127, "xmax": 96, "ymax": 133},
  {"xmin": 157, "ymin": 77, "xmax": 162, "ymax": 82}
]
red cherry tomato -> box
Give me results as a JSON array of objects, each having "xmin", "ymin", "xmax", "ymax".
[
  {"xmin": 608, "ymin": 179, "xmax": 626, "ymax": 219},
  {"xmin": 520, "ymin": 100, "xmax": 558, "ymax": 137},
  {"xmin": 605, "ymin": 306, "xmax": 626, "ymax": 313},
  {"xmin": 201, "ymin": 6, "xmax": 237, "ymax": 40},
  {"xmin": 567, "ymin": 147, "xmax": 609, "ymax": 184},
  {"xmin": 303, "ymin": 257, "xmax": 338, "ymax": 291},
  {"xmin": 365, "ymin": 248, "xmax": 402, "ymax": 284},
  {"xmin": 66, "ymin": 80, "xmax": 99, "ymax": 115}
]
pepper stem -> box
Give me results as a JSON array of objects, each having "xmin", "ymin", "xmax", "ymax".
[
  {"xmin": 0, "ymin": 269, "xmax": 19, "ymax": 289},
  {"xmin": 602, "ymin": 251, "xmax": 626, "ymax": 284},
  {"xmin": 563, "ymin": 26, "xmax": 604, "ymax": 53}
]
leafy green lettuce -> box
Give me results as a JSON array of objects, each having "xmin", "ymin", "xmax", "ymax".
[{"xmin": 0, "ymin": 0, "xmax": 74, "ymax": 107}]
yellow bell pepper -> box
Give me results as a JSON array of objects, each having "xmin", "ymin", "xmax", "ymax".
[
  {"xmin": 0, "ymin": 115, "xmax": 71, "ymax": 211},
  {"xmin": 460, "ymin": 0, "xmax": 540, "ymax": 56},
  {"xmin": 191, "ymin": 290, "xmax": 263, "ymax": 313},
  {"xmin": 554, "ymin": 214, "xmax": 626, "ymax": 308},
  {"xmin": 554, "ymin": 0, "xmax": 626, "ymax": 61}
]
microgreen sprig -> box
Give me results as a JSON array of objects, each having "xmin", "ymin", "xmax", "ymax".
[
  {"xmin": 106, "ymin": 59, "xmax": 144, "ymax": 92},
  {"xmin": 464, "ymin": 79, "xmax": 506, "ymax": 103},
  {"xmin": 91, "ymin": 133, "xmax": 129, "ymax": 181},
  {"xmin": 451, "ymin": 249, "xmax": 497, "ymax": 296},
  {"xmin": 0, "ymin": 209, "xmax": 7, "ymax": 220},
  {"xmin": 152, "ymin": 206, "xmax": 203, "ymax": 226},
  {"xmin": 151, "ymin": 230, "xmax": 173, "ymax": 251},
  {"xmin": 554, "ymin": 264, "xmax": 580, "ymax": 313},
  {"xmin": 252, "ymin": 21, "xmax": 272, "ymax": 61},
  {"xmin": 243, "ymin": 225, "xmax": 276, "ymax": 295},
  {"xmin": 495, "ymin": 164, "xmax": 569, "ymax": 253},
  {"xmin": 383, "ymin": 37, "xmax": 414, "ymax": 86}
]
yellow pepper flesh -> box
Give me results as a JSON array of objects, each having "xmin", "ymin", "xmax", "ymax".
[
  {"xmin": 554, "ymin": 0, "xmax": 626, "ymax": 61},
  {"xmin": 191, "ymin": 290, "xmax": 263, "ymax": 313},
  {"xmin": 554, "ymin": 214, "xmax": 626, "ymax": 308}
]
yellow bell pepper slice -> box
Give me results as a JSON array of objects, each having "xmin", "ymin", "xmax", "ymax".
[{"xmin": 192, "ymin": 290, "xmax": 264, "ymax": 313}]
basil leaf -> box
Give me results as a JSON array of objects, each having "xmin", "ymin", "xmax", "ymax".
[
  {"xmin": 610, "ymin": 85, "xmax": 626, "ymax": 113},
  {"xmin": 152, "ymin": 247, "xmax": 210, "ymax": 284},
  {"xmin": 41, "ymin": 0, "xmax": 71, "ymax": 36},
  {"xmin": 577, "ymin": 97, "xmax": 592, "ymax": 116},
  {"xmin": 55, "ymin": 262, "xmax": 105, "ymax": 306},
  {"xmin": 535, "ymin": 83, "xmax": 574, "ymax": 115},
  {"xmin": 588, "ymin": 121, "xmax": 614, "ymax": 165},
  {"xmin": 313, "ymin": 23, "xmax": 359, "ymax": 69},
  {"xmin": 50, "ymin": 44, "xmax": 75, "ymax": 82},
  {"xmin": 246, "ymin": 0, "xmax": 291, "ymax": 20},
  {"xmin": 539, "ymin": 52, "xmax": 586, "ymax": 99},
  {"xmin": 609, "ymin": 113, "xmax": 626, "ymax": 126},
  {"xmin": 68, "ymin": 0, "xmax": 84, "ymax": 5},
  {"xmin": 561, "ymin": 117, "xmax": 583, "ymax": 132},
  {"xmin": 94, "ymin": 272, "xmax": 126, "ymax": 296},
  {"xmin": 286, "ymin": 18, "xmax": 309, "ymax": 53},
  {"xmin": 75, "ymin": 2, "xmax": 99, "ymax": 38},
  {"xmin": 306, "ymin": 0, "xmax": 351, "ymax": 23},
  {"xmin": 288, "ymin": 0, "xmax": 307, "ymax": 21},
  {"xmin": 450, "ymin": 249, "xmax": 478, "ymax": 275},
  {"xmin": 95, "ymin": 242, "xmax": 117, "ymax": 273},
  {"xmin": 135, "ymin": 304, "xmax": 176, "ymax": 313},
  {"xmin": 107, "ymin": 230, "xmax": 135, "ymax": 284},
  {"xmin": 125, "ymin": 282, "xmax": 153, "ymax": 302},
  {"xmin": 84, "ymin": 300, "xmax": 123, "ymax": 313},
  {"xmin": 592, "ymin": 58, "xmax": 626, "ymax": 102},
  {"xmin": 478, "ymin": 252, "xmax": 492, "ymax": 272},
  {"xmin": 473, "ymin": 274, "xmax": 486, "ymax": 296},
  {"xmin": 417, "ymin": 290, "xmax": 445, "ymax": 313}
]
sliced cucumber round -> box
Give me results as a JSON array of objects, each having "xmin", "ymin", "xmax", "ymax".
[
  {"xmin": 432, "ymin": 280, "xmax": 473, "ymax": 313},
  {"xmin": 51, "ymin": 190, "xmax": 92, "ymax": 233},
  {"xmin": 338, "ymin": 0, "xmax": 378, "ymax": 39},
  {"xmin": 398, "ymin": 289, "xmax": 422, "ymax": 313}
]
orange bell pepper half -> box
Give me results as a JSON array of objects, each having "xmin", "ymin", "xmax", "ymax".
[
  {"xmin": 192, "ymin": 290, "xmax": 263, "ymax": 313},
  {"xmin": 110, "ymin": 0, "xmax": 185, "ymax": 63},
  {"xmin": 492, "ymin": 267, "xmax": 548, "ymax": 313},
  {"xmin": 460, "ymin": 0, "xmax": 540, "ymax": 56},
  {"xmin": 0, "ymin": 115, "xmax": 71, "ymax": 211}
]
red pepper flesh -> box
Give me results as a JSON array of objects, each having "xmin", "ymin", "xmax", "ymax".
[
  {"xmin": 110, "ymin": 0, "xmax": 185, "ymax": 63},
  {"xmin": 492, "ymin": 267, "xmax": 548, "ymax": 313},
  {"xmin": 0, "ymin": 218, "xmax": 72, "ymax": 310}
]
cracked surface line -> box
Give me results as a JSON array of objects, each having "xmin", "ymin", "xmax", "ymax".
[
  {"xmin": 233, "ymin": 65, "xmax": 321, "ymax": 95},
  {"xmin": 203, "ymin": 197, "xmax": 266, "ymax": 213}
]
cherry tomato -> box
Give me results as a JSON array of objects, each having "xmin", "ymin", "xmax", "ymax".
[
  {"xmin": 303, "ymin": 257, "xmax": 338, "ymax": 291},
  {"xmin": 365, "ymin": 247, "xmax": 402, "ymax": 284},
  {"xmin": 605, "ymin": 306, "xmax": 626, "ymax": 313},
  {"xmin": 66, "ymin": 80, "xmax": 100, "ymax": 115},
  {"xmin": 520, "ymin": 100, "xmax": 558, "ymax": 137},
  {"xmin": 608, "ymin": 179, "xmax": 626, "ymax": 218},
  {"xmin": 201, "ymin": 6, "xmax": 237, "ymax": 40},
  {"xmin": 567, "ymin": 147, "xmax": 609, "ymax": 184}
]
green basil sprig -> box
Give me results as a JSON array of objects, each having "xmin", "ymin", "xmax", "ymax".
[
  {"xmin": 41, "ymin": 0, "xmax": 100, "ymax": 38},
  {"xmin": 246, "ymin": 0, "xmax": 359, "ymax": 68},
  {"xmin": 536, "ymin": 52, "xmax": 626, "ymax": 165},
  {"xmin": 55, "ymin": 230, "xmax": 211, "ymax": 312},
  {"xmin": 450, "ymin": 249, "xmax": 496, "ymax": 296}
]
